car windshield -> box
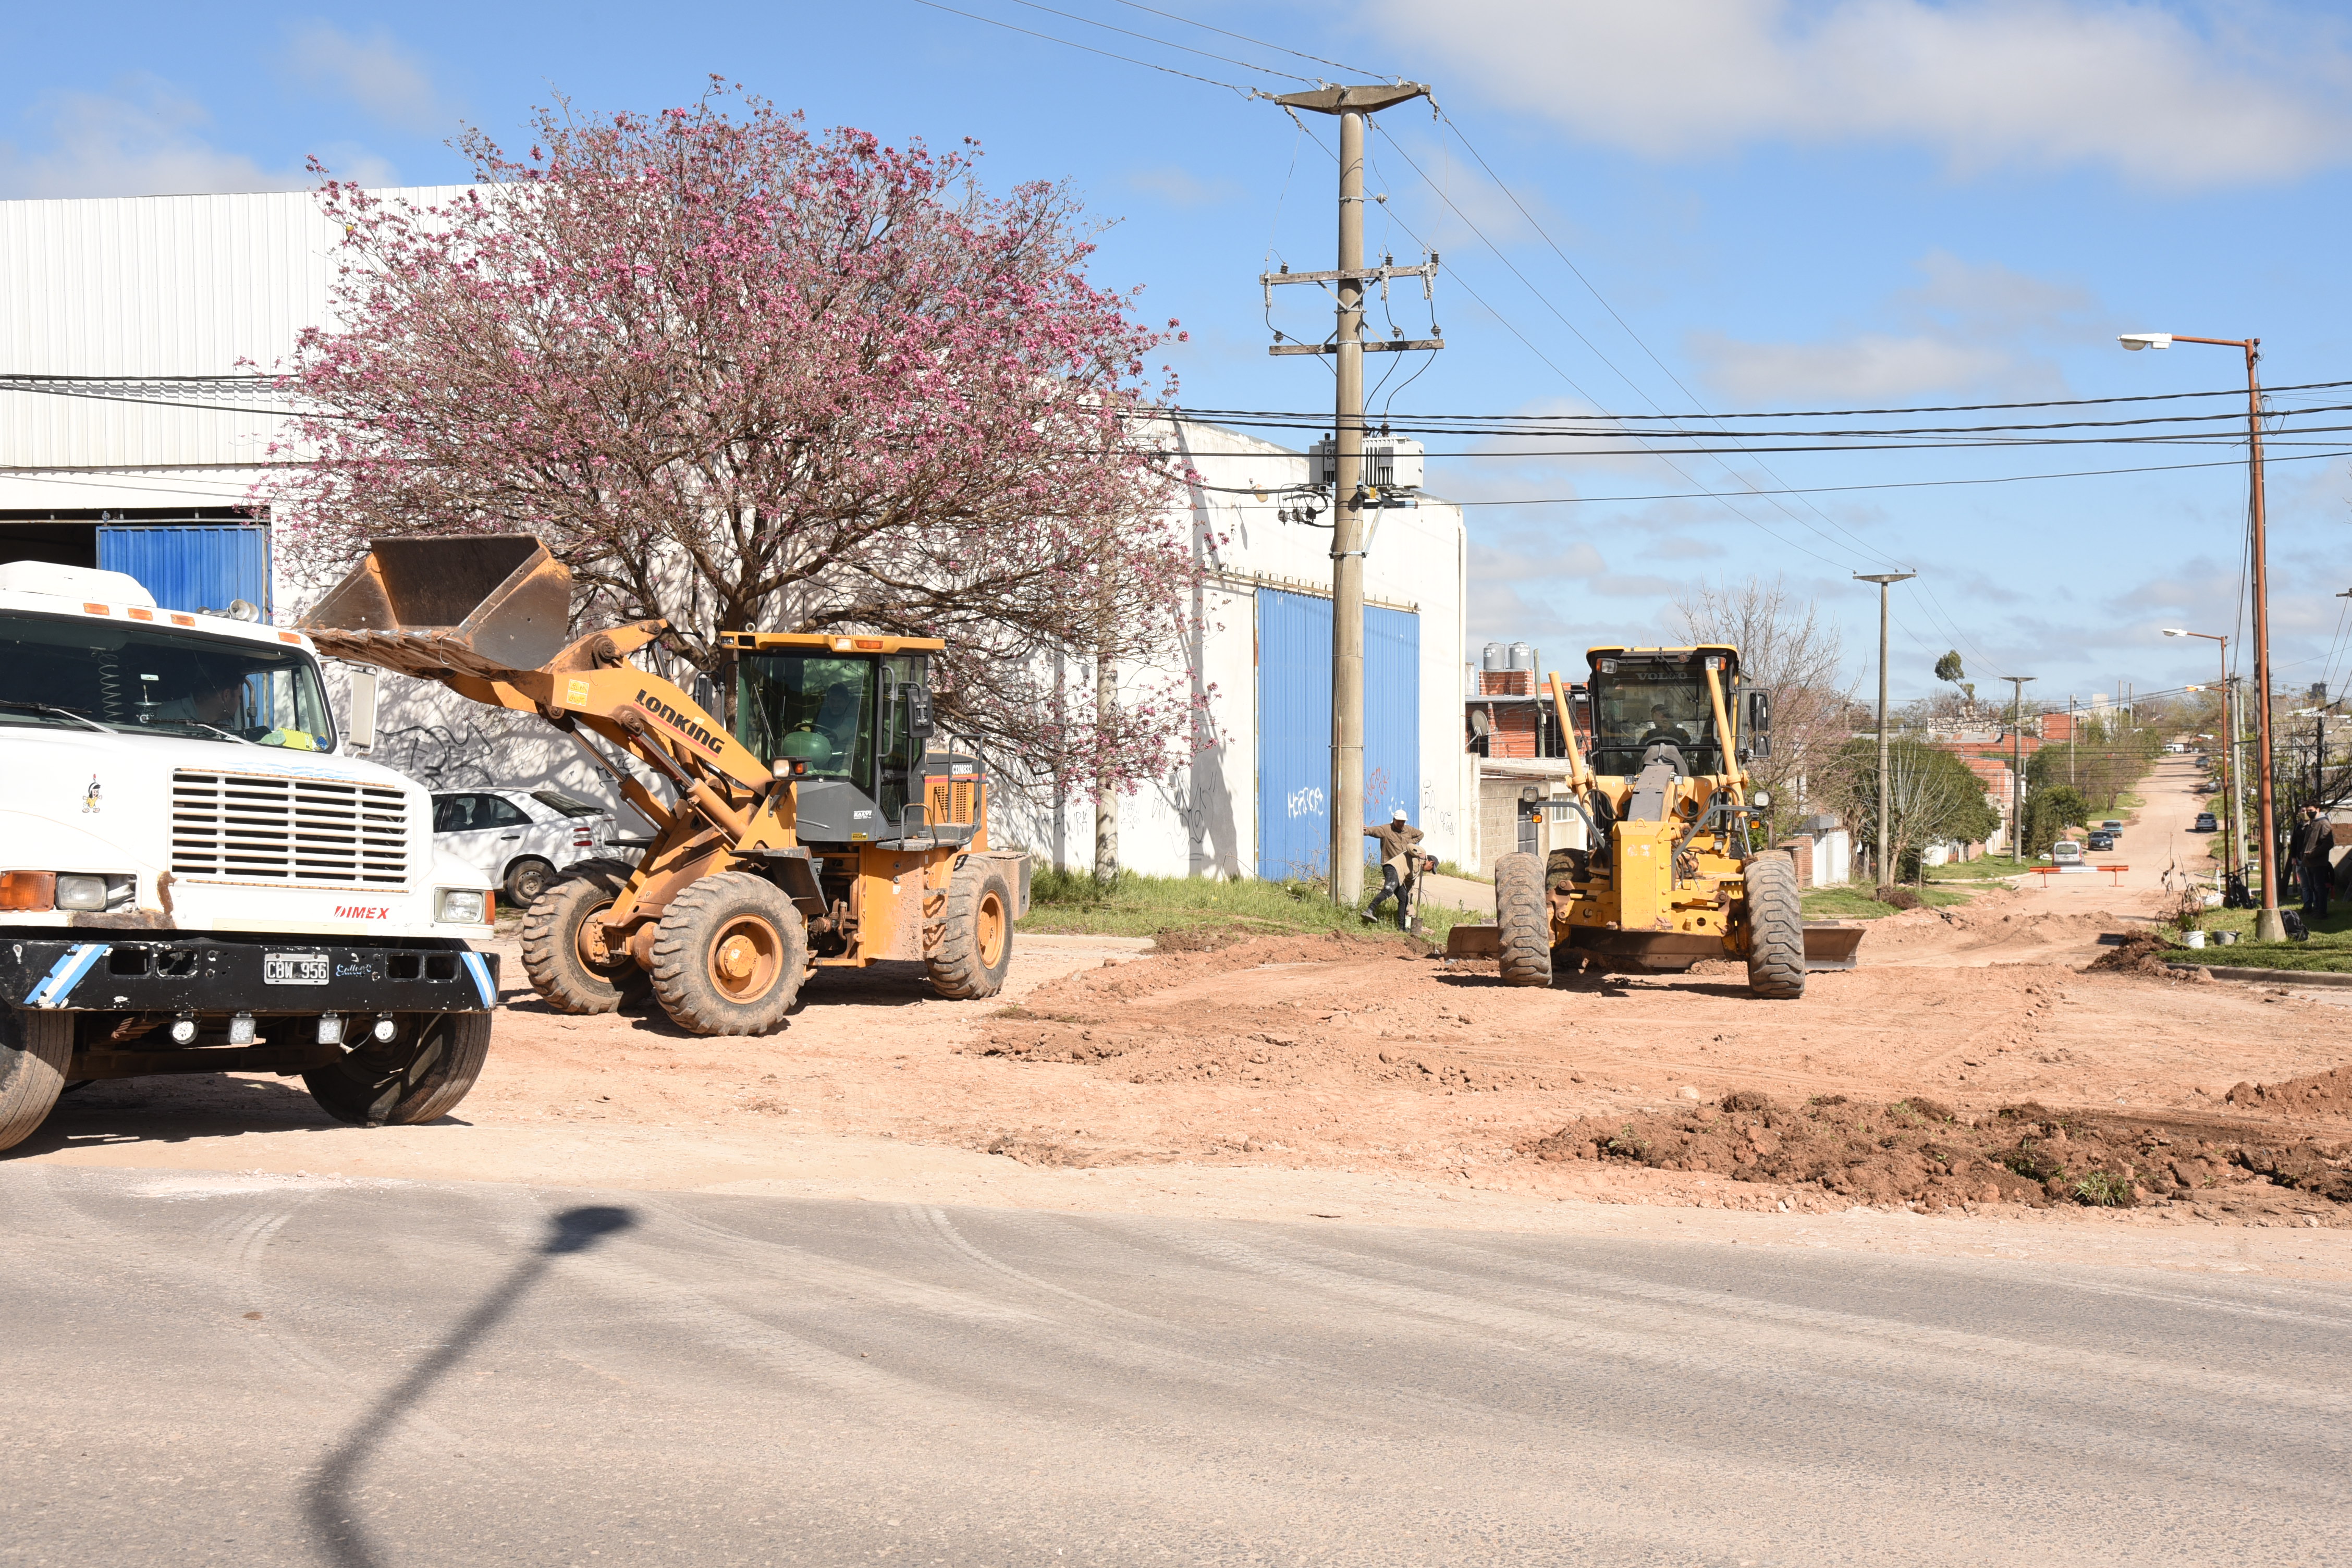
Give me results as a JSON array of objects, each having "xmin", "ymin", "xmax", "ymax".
[
  {"xmin": 733, "ymin": 653, "xmax": 878, "ymax": 794},
  {"xmin": 0, "ymin": 609, "xmax": 335, "ymax": 750},
  {"xmin": 1585, "ymin": 661, "xmax": 1724, "ymax": 776}
]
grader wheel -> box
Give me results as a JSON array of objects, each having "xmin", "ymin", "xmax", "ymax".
[
  {"xmin": 1744, "ymin": 852, "xmax": 1807, "ymax": 999},
  {"xmin": 1494, "ymin": 852, "xmax": 1553, "ymax": 988},
  {"xmin": 521, "ymin": 859, "xmax": 650, "ymax": 1015},
  {"xmin": 927, "ymin": 860, "xmax": 1016, "ymax": 999},
  {"xmin": 649, "ymin": 872, "xmax": 808, "ymax": 1036}
]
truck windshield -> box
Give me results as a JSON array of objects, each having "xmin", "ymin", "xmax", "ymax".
[
  {"xmin": 1587, "ymin": 665, "xmax": 1723, "ymax": 776},
  {"xmin": 0, "ymin": 610, "xmax": 336, "ymax": 751},
  {"xmin": 734, "ymin": 654, "xmax": 877, "ymax": 795}
]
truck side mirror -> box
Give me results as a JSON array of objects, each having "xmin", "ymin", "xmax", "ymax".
[
  {"xmin": 1745, "ymin": 689, "xmax": 1772, "ymax": 736},
  {"xmin": 344, "ymin": 666, "xmax": 378, "ymax": 752},
  {"xmin": 909, "ymin": 684, "xmax": 935, "ymax": 740}
]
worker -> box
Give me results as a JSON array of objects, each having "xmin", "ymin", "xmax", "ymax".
[
  {"xmin": 1638, "ymin": 704, "xmax": 1694, "ymax": 751},
  {"xmin": 2291, "ymin": 804, "xmax": 2334, "ymax": 919},
  {"xmin": 1363, "ymin": 807, "xmax": 1426, "ymax": 930}
]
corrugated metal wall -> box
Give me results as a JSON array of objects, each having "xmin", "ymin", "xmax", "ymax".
[
  {"xmin": 1255, "ymin": 587, "xmax": 1420, "ymax": 880},
  {"xmin": 96, "ymin": 525, "xmax": 272, "ymax": 614}
]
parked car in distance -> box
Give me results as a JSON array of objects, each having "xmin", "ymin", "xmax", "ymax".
[
  {"xmin": 2101, "ymin": 819, "xmax": 2123, "ymax": 832},
  {"xmin": 430, "ymin": 788, "xmax": 638, "ymax": 908},
  {"xmin": 2087, "ymin": 831, "xmax": 2115, "ymax": 851},
  {"xmin": 2195, "ymin": 812, "xmax": 2219, "ymax": 832},
  {"xmin": 2050, "ymin": 839, "xmax": 2085, "ymax": 865}
]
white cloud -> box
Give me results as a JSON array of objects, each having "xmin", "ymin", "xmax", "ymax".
[
  {"xmin": 1689, "ymin": 329, "xmax": 2024, "ymax": 401},
  {"xmin": 1378, "ymin": 0, "xmax": 2352, "ymax": 188},
  {"xmin": 1123, "ymin": 164, "xmax": 1242, "ymax": 208},
  {"xmin": 0, "ymin": 80, "xmax": 311, "ymax": 198},
  {"xmin": 283, "ymin": 21, "xmax": 454, "ymax": 135}
]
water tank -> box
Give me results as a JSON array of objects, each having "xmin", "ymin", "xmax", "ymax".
[
  {"xmin": 1508, "ymin": 642, "xmax": 1535, "ymax": 671},
  {"xmin": 1482, "ymin": 642, "xmax": 1506, "ymax": 671}
]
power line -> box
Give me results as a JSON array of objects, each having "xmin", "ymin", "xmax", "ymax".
[
  {"xmin": 904, "ymin": 0, "xmax": 1259, "ymax": 94},
  {"xmin": 1107, "ymin": 0, "xmax": 1392, "ymax": 78},
  {"xmin": 996, "ymin": 0, "xmax": 1311, "ymax": 81}
]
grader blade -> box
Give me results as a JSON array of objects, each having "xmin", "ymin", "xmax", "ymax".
[
  {"xmin": 299, "ymin": 534, "xmax": 574, "ymax": 675},
  {"xmin": 1802, "ymin": 922, "xmax": 1864, "ymax": 972}
]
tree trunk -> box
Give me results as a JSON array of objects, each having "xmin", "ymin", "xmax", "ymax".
[{"xmin": 1093, "ymin": 653, "xmax": 1119, "ymax": 885}]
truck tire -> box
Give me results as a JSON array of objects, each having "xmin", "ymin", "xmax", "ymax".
[
  {"xmin": 504, "ymin": 856, "xmax": 557, "ymax": 909},
  {"xmin": 303, "ymin": 1011, "xmax": 491, "ymax": 1128},
  {"xmin": 1744, "ymin": 853, "xmax": 1807, "ymax": 1000},
  {"xmin": 648, "ymin": 872, "xmax": 807, "ymax": 1036},
  {"xmin": 1495, "ymin": 852, "xmax": 1553, "ymax": 988},
  {"xmin": 0, "ymin": 1008, "xmax": 72, "ymax": 1154},
  {"xmin": 521, "ymin": 859, "xmax": 649, "ymax": 1014},
  {"xmin": 927, "ymin": 860, "xmax": 1016, "ymax": 999}
]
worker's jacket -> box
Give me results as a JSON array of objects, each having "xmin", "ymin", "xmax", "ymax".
[
  {"xmin": 2291, "ymin": 819, "xmax": 2336, "ymax": 862},
  {"xmin": 1365, "ymin": 823, "xmax": 1425, "ymax": 871}
]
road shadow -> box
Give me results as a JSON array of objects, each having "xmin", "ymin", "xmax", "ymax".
[
  {"xmin": 19, "ymin": 1074, "xmax": 345, "ymax": 1155},
  {"xmin": 303, "ymin": 1203, "xmax": 637, "ymax": 1568}
]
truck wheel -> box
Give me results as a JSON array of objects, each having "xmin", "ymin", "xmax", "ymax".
[
  {"xmin": 0, "ymin": 1008, "xmax": 72, "ymax": 1154},
  {"xmin": 505, "ymin": 857, "xmax": 557, "ymax": 908},
  {"xmin": 303, "ymin": 1011, "xmax": 491, "ymax": 1128},
  {"xmin": 927, "ymin": 861, "xmax": 1015, "ymax": 999},
  {"xmin": 648, "ymin": 872, "xmax": 807, "ymax": 1036},
  {"xmin": 1744, "ymin": 853, "xmax": 1807, "ymax": 1000},
  {"xmin": 521, "ymin": 859, "xmax": 649, "ymax": 1014},
  {"xmin": 1495, "ymin": 852, "xmax": 1553, "ymax": 988}
]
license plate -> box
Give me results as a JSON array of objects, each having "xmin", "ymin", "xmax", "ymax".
[{"xmin": 264, "ymin": 952, "xmax": 329, "ymax": 986}]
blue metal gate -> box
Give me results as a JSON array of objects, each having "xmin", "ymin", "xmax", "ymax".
[
  {"xmin": 96, "ymin": 525, "xmax": 272, "ymax": 616},
  {"xmin": 1255, "ymin": 587, "xmax": 1420, "ymax": 881}
]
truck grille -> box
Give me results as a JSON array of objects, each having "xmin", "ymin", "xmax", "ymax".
[{"xmin": 171, "ymin": 770, "xmax": 410, "ymax": 886}]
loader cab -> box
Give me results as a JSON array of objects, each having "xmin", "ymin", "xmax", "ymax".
[
  {"xmin": 1583, "ymin": 645, "xmax": 1740, "ymax": 779},
  {"xmin": 723, "ymin": 631, "xmax": 978, "ymax": 849}
]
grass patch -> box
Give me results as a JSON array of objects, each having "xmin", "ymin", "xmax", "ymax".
[
  {"xmin": 2163, "ymin": 903, "xmax": 2352, "ymax": 973},
  {"xmin": 1802, "ymin": 884, "xmax": 1974, "ymax": 920},
  {"xmin": 1431, "ymin": 861, "xmax": 1490, "ymax": 884},
  {"xmin": 1019, "ymin": 866, "xmax": 1475, "ymax": 944},
  {"xmin": 1923, "ymin": 855, "xmax": 2037, "ymax": 882}
]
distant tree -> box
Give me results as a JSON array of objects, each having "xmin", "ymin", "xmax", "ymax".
[
  {"xmin": 2023, "ymin": 783, "xmax": 2090, "ymax": 858},
  {"xmin": 1673, "ymin": 575, "xmax": 1852, "ymax": 844},
  {"xmin": 1826, "ymin": 737, "xmax": 1999, "ymax": 883},
  {"xmin": 1932, "ymin": 649, "xmax": 1975, "ymax": 713}
]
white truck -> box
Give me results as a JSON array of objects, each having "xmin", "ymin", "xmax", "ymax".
[{"xmin": 0, "ymin": 561, "xmax": 500, "ymax": 1153}]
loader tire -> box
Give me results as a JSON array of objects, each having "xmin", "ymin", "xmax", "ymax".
[
  {"xmin": 1744, "ymin": 852, "xmax": 1807, "ymax": 1000},
  {"xmin": 521, "ymin": 859, "xmax": 649, "ymax": 1015},
  {"xmin": 1495, "ymin": 852, "xmax": 1553, "ymax": 988},
  {"xmin": 304, "ymin": 1011, "xmax": 491, "ymax": 1128},
  {"xmin": 0, "ymin": 1008, "xmax": 72, "ymax": 1154},
  {"xmin": 927, "ymin": 860, "xmax": 1016, "ymax": 1000},
  {"xmin": 649, "ymin": 872, "xmax": 807, "ymax": 1036}
]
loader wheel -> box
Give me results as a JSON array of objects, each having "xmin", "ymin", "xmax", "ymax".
[
  {"xmin": 1494, "ymin": 852, "xmax": 1553, "ymax": 988},
  {"xmin": 303, "ymin": 1011, "xmax": 491, "ymax": 1128},
  {"xmin": 649, "ymin": 872, "xmax": 807, "ymax": 1036},
  {"xmin": 521, "ymin": 859, "xmax": 649, "ymax": 1015},
  {"xmin": 1744, "ymin": 853, "xmax": 1807, "ymax": 1000},
  {"xmin": 0, "ymin": 1008, "xmax": 72, "ymax": 1154},
  {"xmin": 927, "ymin": 861, "xmax": 1016, "ymax": 999}
]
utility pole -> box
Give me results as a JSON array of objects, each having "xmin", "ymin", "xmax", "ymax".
[
  {"xmin": 1855, "ymin": 573, "xmax": 1915, "ymax": 884},
  {"xmin": 1265, "ymin": 82, "xmax": 1437, "ymax": 904},
  {"xmin": 2068, "ymin": 694, "xmax": 2077, "ymax": 788},
  {"xmin": 2003, "ymin": 675, "xmax": 2037, "ymax": 860}
]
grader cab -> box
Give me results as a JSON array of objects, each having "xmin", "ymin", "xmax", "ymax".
[
  {"xmin": 1449, "ymin": 643, "xmax": 1859, "ymax": 997},
  {"xmin": 301, "ymin": 535, "xmax": 1027, "ymax": 1036}
]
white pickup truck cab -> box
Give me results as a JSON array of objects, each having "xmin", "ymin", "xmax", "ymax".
[{"xmin": 0, "ymin": 562, "xmax": 499, "ymax": 1152}]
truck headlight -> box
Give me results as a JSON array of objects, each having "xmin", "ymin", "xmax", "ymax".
[
  {"xmin": 436, "ymin": 889, "xmax": 488, "ymax": 924},
  {"xmin": 55, "ymin": 874, "xmax": 108, "ymax": 911}
]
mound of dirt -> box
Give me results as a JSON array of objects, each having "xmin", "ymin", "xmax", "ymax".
[
  {"xmin": 2227, "ymin": 1064, "xmax": 2352, "ymax": 1118},
  {"xmin": 1518, "ymin": 1092, "xmax": 2352, "ymax": 1213},
  {"xmin": 2084, "ymin": 929, "xmax": 2211, "ymax": 982}
]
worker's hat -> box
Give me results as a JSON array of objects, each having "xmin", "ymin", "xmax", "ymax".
[{"xmin": 1392, "ymin": 807, "xmax": 1409, "ymax": 822}]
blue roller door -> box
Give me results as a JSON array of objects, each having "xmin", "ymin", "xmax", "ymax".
[
  {"xmin": 1255, "ymin": 587, "xmax": 1420, "ymax": 880},
  {"xmin": 96, "ymin": 525, "xmax": 272, "ymax": 616}
]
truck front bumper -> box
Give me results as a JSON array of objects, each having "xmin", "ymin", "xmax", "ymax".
[{"xmin": 0, "ymin": 934, "xmax": 499, "ymax": 1015}]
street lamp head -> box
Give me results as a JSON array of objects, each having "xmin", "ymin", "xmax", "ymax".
[
  {"xmin": 2162, "ymin": 627, "xmax": 2187, "ymax": 637},
  {"xmin": 2120, "ymin": 333, "xmax": 2173, "ymax": 351},
  {"xmin": 1853, "ymin": 571, "xmax": 1917, "ymax": 586}
]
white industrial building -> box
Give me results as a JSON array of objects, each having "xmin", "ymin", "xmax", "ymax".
[{"xmin": 1, "ymin": 188, "xmax": 1471, "ymax": 880}]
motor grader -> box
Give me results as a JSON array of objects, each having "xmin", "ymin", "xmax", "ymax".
[
  {"xmin": 300, "ymin": 535, "xmax": 1028, "ymax": 1036},
  {"xmin": 1448, "ymin": 643, "xmax": 1860, "ymax": 997}
]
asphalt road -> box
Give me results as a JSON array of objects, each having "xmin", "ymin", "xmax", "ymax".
[{"xmin": 3, "ymin": 1168, "xmax": 2345, "ymax": 1566}]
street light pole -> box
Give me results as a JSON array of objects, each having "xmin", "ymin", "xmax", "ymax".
[
  {"xmin": 2002, "ymin": 675, "xmax": 2036, "ymax": 859},
  {"xmin": 2125, "ymin": 332, "xmax": 2282, "ymax": 937},
  {"xmin": 1855, "ymin": 572, "xmax": 1915, "ymax": 885}
]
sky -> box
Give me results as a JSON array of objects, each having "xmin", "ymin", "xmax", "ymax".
[{"xmin": 7, "ymin": 0, "xmax": 2351, "ymax": 711}]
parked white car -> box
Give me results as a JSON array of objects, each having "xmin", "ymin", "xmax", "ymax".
[{"xmin": 430, "ymin": 788, "xmax": 639, "ymax": 908}]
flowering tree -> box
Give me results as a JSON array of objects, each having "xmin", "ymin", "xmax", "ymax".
[{"xmin": 261, "ymin": 83, "xmax": 1200, "ymax": 813}]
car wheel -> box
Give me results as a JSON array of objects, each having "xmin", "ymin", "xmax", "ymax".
[{"xmin": 505, "ymin": 858, "xmax": 557, "ymax": 908}]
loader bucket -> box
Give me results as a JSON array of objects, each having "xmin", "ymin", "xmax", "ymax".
[
  {"xmin": 1803, "ymin": 922, "xmax": 1864, "ymax": 972},
  {"xmin": 299, "ymin": 534, "xmax": 573, "ymax": 672}
]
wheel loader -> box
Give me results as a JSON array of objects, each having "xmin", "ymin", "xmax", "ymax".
[
  {"xmin": 299, "ymin": 535, "xmax": 1028, "ymax": 1036},
  {"xmin": 1446, "ymin": 644, "xmax": 1861, "ymax": 996}
]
